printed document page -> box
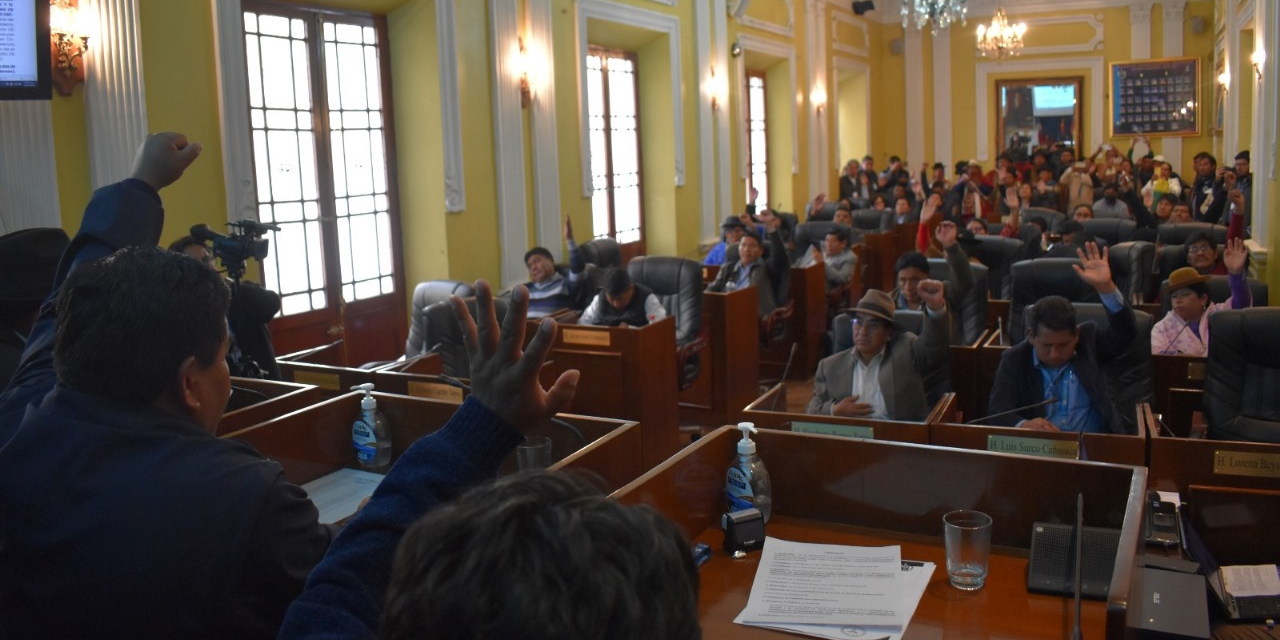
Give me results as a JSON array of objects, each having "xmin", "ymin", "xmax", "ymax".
[
  {"xmin": 302, "ymin": 468, "xmax": 385, "ymax": 524},
  {"xmin": 1223, "ymin": 565, "xmax": 1280, "ymax": 598},
  {"xmin": 751, "ymin": 560, "xmax": 935, "ymax": 640},
  {"xmin": 735, "ymin": 538, "xmax": 903, "ymax": 628}
]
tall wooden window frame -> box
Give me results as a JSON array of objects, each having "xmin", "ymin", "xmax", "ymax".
[
  {"xmin": 585, "ymin": 46, "xmax": 644, "ymax": 249},
  {"xmin": 745, "ymin": 72, "xmax": 769, "ymax": 209}
]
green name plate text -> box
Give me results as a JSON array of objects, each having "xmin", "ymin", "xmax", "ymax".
[{"xmin": 792, "ymin": 422, "xmax": 874, "ymax": 440}]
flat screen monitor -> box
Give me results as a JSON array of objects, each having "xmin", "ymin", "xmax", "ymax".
[{"xmin": 0, "ymin": 0, "xmax": 52, "ymax": 100}]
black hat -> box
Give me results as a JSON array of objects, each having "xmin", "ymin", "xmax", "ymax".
[
  {"xmin": 0, "ymin": 228, "xmax": 70, "ymax": 304},
  {"xmin": 721, "ymin": 215, "xmax": 746, "ymax": 230}
]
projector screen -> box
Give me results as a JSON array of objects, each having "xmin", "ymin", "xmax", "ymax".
[
  {"xmin": 0, "ymin": 0, "xmax": 52, "ymax": 100},
  {"xmin": 1032, "ymin": 85, "xmax": 1077, "ymax": 117}
]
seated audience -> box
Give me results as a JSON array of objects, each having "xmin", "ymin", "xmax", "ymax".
[
  {"xmin": 986, "ymin": 243, "xmax": 1137, "ymax": 433},
  {"xmin": 798, "ymin": 226, "xmax": 857, "ymax": 291},
  {"xmin": 578, "ymin": 268, "xmax": 668, "ymax": 327},
  {"xmin": 705, "ymin": 229, "xmax": 781, "ymax": 317},
  {"xmin": 1030, "ymin": 167, "xmax": 1060, "ymax": 209},
  {"xmin": 168, "ymin": 235, "xmax": 282, "ymax": 379},
  {"xmin": 891, "ymin": 195, "xmax": 918, "ymax": 226},
  {"xmin": 1152, "ymin": 239, "xmax": 1251, "ymax": 355},
  {"xmin": 832, "ymin": 204, "xmax": 854, "ymax": 227},
  {"xmin": 1169, "ymin": 202, "xmax": 1194, "ymax": 223},
  {"xmin": 1185, "ymin": 230, "xmax": 1231, "ymax": 276},
  {"xmin": 951, "ymin": 161, "xmax": 993, "ymax": 222},
  {"xmin": 838, "ymin": 158, "xmax": 859, "ymax": 202},
  {"xmin": 1151, "ymin": 194, "xmax": 1178, "ymax": 224},
  {"xmin": 1141, "ymin": 160, "xmax": 1182, "ymax": 208},
  {"xmin": 966, "ymin": 218, "xmax": 989, "ymax": 236},
  {"xmin": 1091, "ymin": 184, "xmax": 1131, "ymax": 219},
  {"xmin": 870, "ymin": 194, "xmax": 889, "ymax": 211},
  {"xmin": 1072, "ymin": 204, "xmax": 1094, "ymax": 221},
  {"xmin": 704, "ymin": 215, "xmax": 747, "ymax": 266},
  {"xmin": 525, "ymin": 217, "xmax": 584, "ymax": 318},
  {"xmin": 807, "ymin": 287, "xmax": 949, "ymax": 421},
  {"xmin": 1190, "ymin": 152, "xmax": 1227, "ymax": 223},
  {"xmin": 376, "ymin": 472, "xmax": 700, "ymax": 640}
]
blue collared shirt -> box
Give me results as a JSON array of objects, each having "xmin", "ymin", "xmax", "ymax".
[{"xmin": 1024, "ymin": 290, "xmax": 1124, "ymax": 433}]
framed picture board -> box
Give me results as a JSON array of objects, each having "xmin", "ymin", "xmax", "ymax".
[{"xmin": 1109, "ymin": 57, "xmax": 1201, "ymax": 138}]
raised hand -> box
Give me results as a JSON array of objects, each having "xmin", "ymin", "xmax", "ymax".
[
  {"xmin": 451, "ymin": 280, "xmax": 579, "ymax": 430},
  {"xmin": 131, "ymin": 132, "xmax": 203, "ymax": 191},
  {"xmin": 1222, "ymin": 237, "xmax": 1248, "ymax": 275},
  {"xmin": 1004, "ymin": 188, "xmax": 1020, "ymax": 210},
  {"xmin": 917, "ymin": 278, "xmax": 946, "ymax": 312},
  {"xmin": 934, "ymin": 220, "xmax": 958, "ymax": 249},
  {"xmin": 920, "ymin": 194, "xmax": 941, "ymax": 224},
  {"xmin": 811, "ymin": 193, "xmax": 827, "ymax": 213},
  {"xmin": 758, "ymin": 209, "xmax": 782, "ymax": 231},
  {"xmin": 1072, "ymin": 242, "xmax": 1117, "ymax": 295},
  {"xmin": 749, "ymin": 186, "xmax": 759, "ymax": 203},
  {"xmin": 563, "ymin": 215, "xmax": 574, "ymax": 242},
  {"xmin": 1227, "ymin": 187, "xmax": 1245, "ymax": 211}
]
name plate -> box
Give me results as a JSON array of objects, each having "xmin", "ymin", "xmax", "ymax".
[
  {"xmin": 562, "ymin": 328, "xmax": 611, "ymax": 347},
  {"xmin": 407, "ymin": 381, "xmax": 464, "ymax": 403},
  {"xmin": 1213, "ymin": 450, "xmax": 1280, "ymax": 478},
  {"xmin": 292, "ymin": 370, "xmax": 342, "ymax": 391},
  {"xmin": 987, "ymin": 435, "xmax": 1080, "ymax": 460},
  {"xmin": 791, "ymin": 421, "xmax": 874, "ymax": 440}
]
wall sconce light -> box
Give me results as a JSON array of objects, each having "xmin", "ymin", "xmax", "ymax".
[
  {"xmin": 707, "ymin": 65, "xmax": 728, "ymax": 113},
  {"xmin": 1252, "ymin": 49, "xmax": 1265, "ymax": 82},
  {"xmin": 50, "ymin": 0, "xmax": 93, "ymax": 97},
  {"xmin": 810, "ymin": 88, "xmax": 827, "ymax": 115},
  {"xmin": 516, "ymin": 37, "xmax": 534, "ymax": 109},
  {"xmin": 1218, "ymin": 69, "xmax": 1231, "ymax": 93}
]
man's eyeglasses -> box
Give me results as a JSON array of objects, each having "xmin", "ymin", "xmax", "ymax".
[{"xmin": 1186, "ymin": 244, "xmax": 1213, "ymax": 255}]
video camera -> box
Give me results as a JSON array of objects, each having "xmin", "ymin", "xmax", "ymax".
[{"xmin": 190, "ymin": 220, "xmax": 280, "ymax": 281}]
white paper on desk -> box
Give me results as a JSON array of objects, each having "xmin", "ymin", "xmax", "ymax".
[
  {"xmin": 1222, "ymin": 565, "xmax": 1280, "ymax": 597},
  {"xmin": 301, "ymin": 468, "xmax": 385, "ymax": 524},
  {"xmin": 750, "ymin": 561, "xmax": 936, "ymax": 640},
  {"xmin": 735, "ymin": 538, "xmax": 903, "ymax": 627}
]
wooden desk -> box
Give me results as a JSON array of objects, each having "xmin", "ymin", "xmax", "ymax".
[
  {"xmin": 613, "ymin": 426, "xmax": 1145, "ymax": 639},
  {"xmin": 947, "ymin": 330, "xmax": 988, "ymax": 423},
  {"xmin": 862, "ymin": 224, "xmax": 919, "ymax": 292},
  {"xmin": 223, "ymin": 392, "xmax": 646, "ymax": 491},
  {"xmin": 929, "ymin": 422, "xmax": 1147, "ymax": 466},
  {"xmin": 216, "ymin": 377, "xmax": 322, "ymax": 437},
  {"xmin": 277, "ymin": 341, "xmax": 376, "ymax": 398},
  {"xmin": 741, "ymin": 383, "xmax": 932, "ymax": 444},
  {"xmin": 970, "ymin": 329, "xmax": 1010, "ymax": 421},
  {"xmin": 1145, "ymin": 430, "xmax": 1280, "ymax": 494},
  {"xmin": 760, "ymin": 263, "xmax": 826, "ymax": 381},
  {"xmin": 373, "ymin": 353, "xmax": 444, "ymax": 375},
  {"xmin": 680, "ymin": 289, "xmax": 760, "ymax": 429},
  {"xmin": 538, "ymin": 317, "xmax": 681, "ymax": 469},
  {"xmin": 1150, "ymin": 355, "xmax": 1207, "ymax": 433}
]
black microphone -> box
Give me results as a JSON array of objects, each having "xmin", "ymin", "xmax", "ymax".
[
  {"xmin": 190, "ymin": 223, "xmax": 227, "ymax": 244},
  {"xmin": 965, "ymin": 397, "xmax": 1058, "ymax": 425},
  {"xmin": 769, "ymin": 343, "xmax": 800, "ymax": 412},
  {"xmin": 1156, "ymin": 319, "xmax": 1194, "ymax": 355}
]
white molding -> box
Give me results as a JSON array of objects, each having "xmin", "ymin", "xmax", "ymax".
[
  {"xmin": 739, "ymin": 0, "xmax": 794, "ymax": 39},
  {"xmin": 832, "ymin": 56, "xmax": 871, "ymax": 172},
  {"xmin": 1162, "ymin": 1, "xmax": 1186, "ymax": 24},
  {"xmin": 866, "ymin": 0, "xmax": 1144, "ymax": 24},
  {"xmin": 975, "ymin": 56, "xmax": 1104, "ymax": 162},
  {"xmin": 831, "ymin": 13, "xmax": 869, "ymax": 59},
  {"xmin": 1252, "ymin": 0, "xmax": 1274, "ymax": 241},
  {"xmin": 0, "ymin": 102, "xmax": 60, "ymax": 232},
  {"xmin": 1017, "ymin": 14, "xmax": 1105, "ymax": 56},
  {"xmin": 696, "ymin": 0, "xmax": 717, "ymax": 241},
  {"xmin": 490, "ymin": 0, "xmax": 530, "ymax": 288},
  {"xmin": 85, "ymin": 0, "xmax": 149, "ymax": 189},
  {"xmin": 735, "ymin": 33, "xmax": 799, "ymax": 181},
  {"xmin": 904, "ymin": 28, "xmax": 924, "ymax": 169},
  {"xmin": 576, "ymin": 0, "xmax": 685, "ymax": 198},
  {"xmin": 805, "ymin": 0, "xmax": 826, "ymax": 199},
  {"xmin": 528, "ymin": 0, "xmax": 561, "ymax": 249},
  {"xmin": 437, "ymin": 0, "xmax": 466, "ymax": 212},
  {"xmin": 211, "ymin": 0, "xmax": 256, "ymax": 226},
  {"xmin": 648, "ymin": 0, "xmax": 675, "ymax": 5},
  {"xmin": 1130, "ymin": 3, "xmax": 1153, "ymax": 60},
  {"xmin": 1162, "ymin": 1, "xmax": 1185, "ymax": 173},
  {"xmin": 714, "ymin": 0, "xmax": 732, "ymax": 226},
  {"xmin": 931, "ymin": 28, "xmax": 952, "ymax": 171}
]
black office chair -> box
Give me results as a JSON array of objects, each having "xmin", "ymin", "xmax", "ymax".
[
  {"xmin": 792, "ymin": 221, "xmax": 862, "ymax": 256},
  {"xmin": 807, "ymin": 201, "xmax": 837, "ymax": 222},
  {"xmin": 629, "ymin": 256, "xmax": 707, "ymax": 390},
  {"xmin": 1023, "ymin": 207, "xmax": 1067, "ymax": 233},
  {"xmin": 1107, "ymin": 241, "xmax": 1155, "ymax": 303},
  {"xmin": 967, "ymin": 235, "xmax": 1024, "ymax": 299},
  {"xmin": 926, "ymin": 257, "xmax": 988, "ymax": 345},
  {"xmin": 850, "ymin": 209, "xmax": 891, "ymax": 233},
  {"xmin": 1157, "ymin": 223, "xmax": 1228, "ymax": 247},
  {"xmin": 1204, "ymin": 308, "xmax": 1280, "ymax": 443},
  {"xmin": 1007, "ymin": 258, "xmax": 1100, "ymax": 340},
  {"xmin": 1081, "ymin": 219, "xmax": 1137, "ymax": 245},
  {"xmin": 421, "ymin": 296, "xmax": 510, "ymax": 377},
  {"xmin": 1158, "ymin": 275, "xmax": 1269, "ymax": 315},
  {"xmin": 1073, "ymin": 303, "xmax": 1152, "ymax": 435},
  {"xmin": 405, "ymin": 280, "xmax": 475, "ymax": 358},
  {"xmin": 579, "ymin": 238, "xmax": 622, "ymax": 269}
]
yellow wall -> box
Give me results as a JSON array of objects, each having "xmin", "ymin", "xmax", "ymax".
[
  {"xmin": 764, "ymin": 61, "xmax": 794, "ymax": 212},
  {"xmin": 836, "ymin": 70, "xmax": 868, "ymax": 171}
]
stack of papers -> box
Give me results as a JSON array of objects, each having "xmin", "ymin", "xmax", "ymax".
[
  {"xmin": 734, "ymin": 538, "xmax": 934, "ymax": 640},
  {"xmin": 301, "ymin": 468, "xmax": 386, "ymax": 524}
]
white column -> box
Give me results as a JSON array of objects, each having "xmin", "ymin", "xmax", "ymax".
[
  {"xmin": 931, "ymin": 29, "xmax": 951, "ymax": 173},
  {"xmin": 489, "ymin": 0, "xmax": 530, "ymax": 287},
  {"xmin": 437, "ymin": 0, "xmax": 466, "ymax": 213},
  {"xmin": 528, "ymin": 0, "xmax": 561, "ymax": 250},
  {"xmin": 85, "ymin": 0, "xmax": 149, "ymax": 189},
  {"xmin": 0, "ymin": 102, "xmax": 61, "ymax": 232},
  {"xmin": 211, "ymin": 0, "xmax": 255, "ymax": 225},
  {"xmin": 695, "ymin": 0, "xmax": 716, "ymax": 240},
  {"xmin": 1250, "ymin": 0, "xmax": 1275, "ymax": 244},
  {"xmin": 1130, "ymin": 3, "xmax": 1153, "ymax": 59},
  {"xmin": 806, "ymin": 0, "xmax": 827, "ymax": 200},
  {"xmin": 1162, "ymin": 1, "xmax": 1186, "ymax": 168},
  {"xmin": 714, "ymin": 0, "xmax": 732, "ymax": 220},
  {"xmin": 903, "ymin": 27, "xmax": 924, "ymax": 168}
]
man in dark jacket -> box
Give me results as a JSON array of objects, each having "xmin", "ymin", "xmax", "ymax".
[{"xmin": 985, "ymin": 243, "xmax": 1137, "ymax": 434}]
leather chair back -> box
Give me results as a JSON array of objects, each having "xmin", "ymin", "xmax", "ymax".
[
  {"xmin": 1107, "ymin": 241, "xmax": 1155, "ymax": 302},
  {"xmin": 926, "ymin": 257, "xmax": 989, "ymax": 345},
  {"xmin": 1205, "ymin": 308, "xmax": 1280, "ymax": 443},
  {"xmin": 1073, "ymin": 303, "xmax": 1153, "ymax": 435},
  {"xmin": 809, "ymin": 201, "xmax": 837, "ymax": 222},
  {"xmin": 1157, "ymin": 222, "xmax": 1228, "ymax": 246},
  {"xmin": 1008, "ymin": 258, "xmax": 1101, "ymax": 340},
  {"xmin": 968, "ymin": 235, "xmax": 1024, "ymax": 299},
  {"xmin": 793, "ymin": 221, "xmax": 861, "ymax": 255},
  {"xmin": 1081, "ymin": 219, "xmax": 1137, "ymax": 245},
  {"xmin": 832, "ymin": 309, "xmax": 926, "ymax": 354},
  {"xmin": 851, "ymin": 209, "xmax": 891, "ymax": 232},
  {"xmin": 1023, "ymin": 207, "xmax": 1067, "ymax": 232},
  {"xmin": 579, "ymin": 238, "xmax": 622, "ymax": 269},
  {"xmin": 628, "ymin": 256, "xmax": 703, "ymax": 346},
  {"xmin": 1158, "ymin": 276, "xmax": 1269, "ymax": 315},
  {"xmin": 1155, "ymin": 243, "xmax": 1189, "ymax": 283},
  {"xmin": 405, "ymin": 280, "xmax": 475, "ymax": 358},
  {"xmin": 422, "ymin": 296, "xmax": 509, "ymax": 376}
]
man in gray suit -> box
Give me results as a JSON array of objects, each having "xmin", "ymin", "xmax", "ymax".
[{"xmin": 807, "ymin": 285, "xmax": 949, "ymax": 421}]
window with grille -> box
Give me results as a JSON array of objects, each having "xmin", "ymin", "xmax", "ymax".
[
  {"xmin": 242, "ymin": 5, "xmax": 397, "ymax": 317},
  {"xmin": 585, "ymin": 47, "xmax": 643, "ymax": 245},
  {"xmin": 746, "ymin": 73, "xmax": 769, "ymax": 209}
]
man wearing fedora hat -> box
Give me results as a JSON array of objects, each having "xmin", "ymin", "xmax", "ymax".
[
  {"xmin": 806, "ymin": 282, "xmax": 950, "ymax": 421},
  {"xmin": 704, "ymin": 215, "xmax": 748, "ymax": 266},
  {"xmin": 1152, "ymin": 238, "xmax": 1251, "ymax": 356}
]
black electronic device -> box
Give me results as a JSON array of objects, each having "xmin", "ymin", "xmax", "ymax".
[
  {"xmin": 0, "ymin": 0, "xmax": 53, "ymax": 100},
  {"xmin": 1133, "ymin": 567, "xmax": 1211, "ymax": 640},
  {"xmin": 722, "ymin": 508, "xmax": 765, "ymax": 553},
  {"xmin": 1144, "ymin": 491, "xmax": 1181, "ymax": 548},
  {"xmin": 1027, "ymin": 521, "xmax": 1121, "ymax": 599}
]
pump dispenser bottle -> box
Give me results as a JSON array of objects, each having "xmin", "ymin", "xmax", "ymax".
[
  {"xmin": 351, "ymin": 383, "xmax": 391, "ymax": 470},
  {"xmin": 725, "ymin": 422, "xmax": 772, "ymax": 522}
]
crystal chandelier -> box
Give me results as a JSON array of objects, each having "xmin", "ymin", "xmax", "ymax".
[
  {"xmin": 901, "ymin": 0, "xmax": 968, "ymax": 36},
  {"xmin": 976, "ymin": 8, "xmax": 1027, "ymax": 59}
]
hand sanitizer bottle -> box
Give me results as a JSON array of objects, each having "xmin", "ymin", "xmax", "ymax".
[
  {"xmin": 351, "ymin": 383, "xmax": 391, "ymax": 470},
  {"xmin": 726, "ymin": 422, "xmax": 772, "ymax": 522}
]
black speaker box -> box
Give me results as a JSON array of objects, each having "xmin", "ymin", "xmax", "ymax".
[{"xmin": 1027, "ymin": 522, "xmax": 1121, "ymax": 599}]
